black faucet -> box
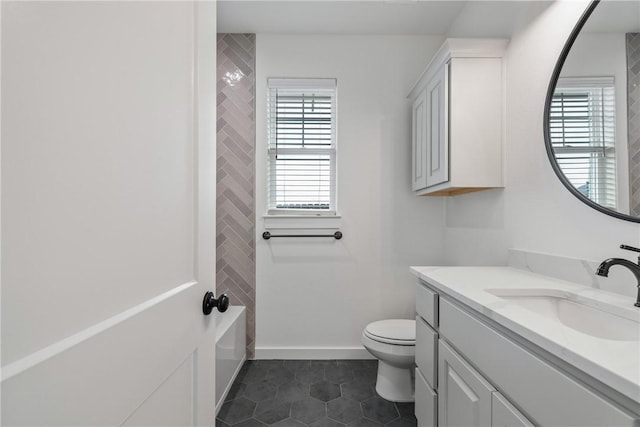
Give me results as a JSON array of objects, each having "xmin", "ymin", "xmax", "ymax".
[{"xmin": 595, "ymin": 244, "xmax": 640, "ymax": 307}]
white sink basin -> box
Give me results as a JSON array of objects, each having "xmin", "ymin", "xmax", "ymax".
[{"xmin": 486, "ymin": 288, "xmax": 640, "ymax": 341}]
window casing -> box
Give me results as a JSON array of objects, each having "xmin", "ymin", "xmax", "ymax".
[
  {"xmin": 267, "ymin": 78, "xmax": 337, "ymax": 215},
  {"xmin": 550, "ymin": 77, "xmax": 616, "ymax": 210}
]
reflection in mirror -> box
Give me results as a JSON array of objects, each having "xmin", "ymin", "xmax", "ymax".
[{"xmin": 547, "ymin": 0, "xmax": 640, "ymax": 221}]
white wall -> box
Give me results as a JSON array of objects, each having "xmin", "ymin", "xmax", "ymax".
[
  {"xmin": 255, "ymin": 35, "xmax": 446, "ymax": 358},
  {"xmin": 443, "ymin": 0, "xmax": 640, "ymax": 298}
]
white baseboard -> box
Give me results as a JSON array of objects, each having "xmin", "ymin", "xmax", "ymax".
[{"xmin": 254, "ymin": 347, "xmax": 374, "ymax": 360}]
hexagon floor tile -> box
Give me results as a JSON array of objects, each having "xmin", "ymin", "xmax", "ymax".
[
  {"xmin": 254, "ymin": 399, "xmax": 291, "ymax": 425},
  {"xmin": 326, "ymin": 397, "xmax": 362, "ymax": 424},
  {"xmin": 341, "ymin": 380, "xmax": 375, "ymax": 402},
  {"xmin": 244, "ymin": 381, "xmax": 278, "ymax": 402},
  {"xmin": 361, "ymin": 396, "xmax": 399, "ymax": 424},
  {"xmin": 296, "ymin": 366, "xmax": 325, "ymax": 384},
  {"xmin": 217, "ymin": 397, "xmax": 257, "ymax": 425},
  {"xmin": 291, "ymin": 397, "xmax": 326, "ymax": 424},
  {"xmin": 277, "ymin": 381, "xmax": 309, "ymax": 402},
  {"xmin": 310, "ymin": 381, "xmax": 341, "ymax": 402},
  {"xmin": 215, "ymin": 360, "xmax": 417, "ymax": 427}
]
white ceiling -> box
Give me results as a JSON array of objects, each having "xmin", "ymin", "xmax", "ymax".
[
  {"xmin": 583, "ymin": 0, "xmax": 640, "ymax": 33},
  {"xmin": 217, "ymin": 1, "xmax": 465, "ymax": 35},
  {"xmin": 217, "ymin": 0, "xmax": 553, "ymax": 37}
]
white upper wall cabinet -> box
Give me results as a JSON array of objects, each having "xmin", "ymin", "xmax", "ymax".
[{"xmin": 409, "ymin": 39, "xmax": 507, "ymax": 196}]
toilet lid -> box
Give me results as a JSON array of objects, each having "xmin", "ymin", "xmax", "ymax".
[{"xmin": 364, "ymin": 319, "xmax": 415, "ymax": 345}]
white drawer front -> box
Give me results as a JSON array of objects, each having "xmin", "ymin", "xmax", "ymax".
[
  {"xmin": 416, "ymin": 282, "xmax": 438, "ymax": 327},
  {"xmin": 415, "ymin": 368, "xmax": 437, "ymax": 427},
  {"xmin": 415, "ymin": 316, "xmax": 437, "ymax": 389}
]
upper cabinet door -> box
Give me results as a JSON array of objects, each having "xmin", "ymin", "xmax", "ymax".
[
  {"xmin": 426, "ymin": 62, "xmax": 449, "ymax": 188},
  {"xmin": 412, "ymin": 89, "xmax": 428, "ymax": 191}
]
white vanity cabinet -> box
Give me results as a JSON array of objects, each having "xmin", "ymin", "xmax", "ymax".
[
  {"xmin": 409, "ymin": 39, "xmax": 507, "ymax": 196},
  {"xmin": 415, "ymin": 280, "xmax": 532, "ymax": 427},
  {"xmin": 414, "ymin": 278, "xmax": 639, "ymax": 427}
]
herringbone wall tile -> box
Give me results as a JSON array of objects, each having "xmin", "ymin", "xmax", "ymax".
[
  {"xmin": 627, "ymin": 33, "xmax": 640, "ymax": 216},
  {"xmin": 216, "ymin": 33, "xmax": 256, "ymax": 358}
]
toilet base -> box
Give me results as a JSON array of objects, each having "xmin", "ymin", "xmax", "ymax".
[{"xmin": 375, "ymin": 361, "xmax": 415, "ymax": 402}]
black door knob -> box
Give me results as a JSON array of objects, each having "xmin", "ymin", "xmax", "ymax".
[{"xmin": 202, "ymin": 291, "xmax": 229, "ymax": 315}]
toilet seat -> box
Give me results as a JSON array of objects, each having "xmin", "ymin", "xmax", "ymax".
[{"xmin": 364, "ymin": 319, "xmax": 415, "ymax": 346}]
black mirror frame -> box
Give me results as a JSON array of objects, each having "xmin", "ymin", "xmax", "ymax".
[{"xmin": 543, "ymin": 0, "xmax": 640, "ymax": 223}]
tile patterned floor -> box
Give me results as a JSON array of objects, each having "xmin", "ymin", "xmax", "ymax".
[{"xmin": 216, "ymin": 360, "xmax": 417, "ymax": 427}]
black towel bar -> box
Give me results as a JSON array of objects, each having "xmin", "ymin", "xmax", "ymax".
[{"xmin": 262, "ymin": 231, "xmax": 343, "ymax": 240}]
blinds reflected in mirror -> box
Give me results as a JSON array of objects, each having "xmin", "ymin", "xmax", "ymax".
[
  {"xmin": 267, "ymin": 78, "xmax": 337, "ymax": 213},
  {"xmin": 550, "ymin": 77, "xmax": 616, "ymax": 210}
]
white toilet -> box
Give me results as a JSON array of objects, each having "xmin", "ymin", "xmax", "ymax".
[{"xmin": 361, "ymin": 319, "xmax": 416, "ymax": 402}]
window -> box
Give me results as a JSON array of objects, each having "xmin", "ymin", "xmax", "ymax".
[
  {"xmin": 267, "ymin": 78, "xmax": 337, "ymax": 214},
  {"xmin": 550, "ymin": 77, "xmax": 616, "ymax": 209}
]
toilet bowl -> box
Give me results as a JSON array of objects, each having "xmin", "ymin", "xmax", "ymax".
[{"xmin": 361, "ymin": 319, "xmax": 416, "ymax": 402}]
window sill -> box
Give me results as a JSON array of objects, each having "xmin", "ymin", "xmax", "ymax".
[{"xmin": 263, "ymin": 214, "xmax": 342, "ymax": 230}]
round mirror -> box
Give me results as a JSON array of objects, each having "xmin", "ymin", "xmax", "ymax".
[{"xmin": 544, "ymin": 0, "xmax": 640, "ymax": 222}]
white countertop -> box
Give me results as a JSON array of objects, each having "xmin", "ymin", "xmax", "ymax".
[{"xmin": 410, "ymin": 266, "xmax": 640, "ymax": 403}]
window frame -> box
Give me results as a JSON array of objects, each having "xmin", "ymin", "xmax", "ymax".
[
  {"xmin": 550, "ymin": 76, "xmax": 617, "ymax": 210},
  {"xmin": 266, "ymin": 78, "xmax": 338, "ymax": 216}
]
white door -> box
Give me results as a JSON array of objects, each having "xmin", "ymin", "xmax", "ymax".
[{"xmin": 1, "ymin": 2, "xmax": 218, "ymax": 425}]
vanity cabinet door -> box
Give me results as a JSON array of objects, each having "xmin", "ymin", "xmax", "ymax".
[
  {"xmin": 438, "ymin": 339, "xmax": 494, "ymax": 427},
  {"xmin": 491, "ymin": 392, "xmax": 534, "ymax": 427},
  {"xmin": 412, "ymin": 89, "xmax": 428, "ymax": 191},
  {"xmin": 425, "ymin": 63, "xmax": 448, "ymax": 188},
  {"xmin": 415, "ymin": 368, "xmax": 437, "ymax": 427}
]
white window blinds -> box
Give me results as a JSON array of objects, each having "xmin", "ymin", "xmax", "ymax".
[
  {"xmin": 550, "ymin": 77, "xmax": 616, "ymax": 209},
  {"xmin": 267, "ymin": 78, "xmax": 337, "ymax": 214}
]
